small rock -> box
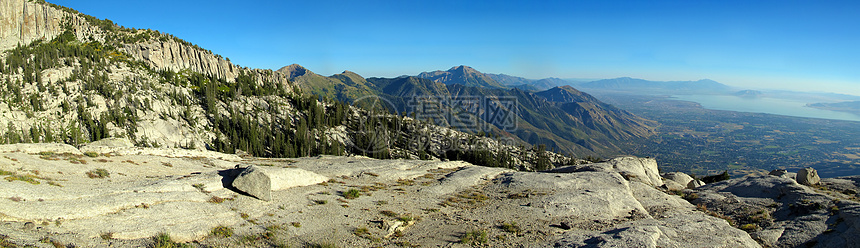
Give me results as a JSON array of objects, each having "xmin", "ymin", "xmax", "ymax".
[
  {"xmin": 768, "ymin": 169, "xmax": 788, "ymax": 177},
  {"xmin": 23, "ymin": 222, "xmax": 35, "ymax": 230},
  {"xmin": 231, "ymin": 165, "xmax": 272, "ymax": 201},
  {"xmin": 687, "ymin": 180, "xmax": 705, "ymax": 189},
  {"xmin": 796, "ymin": 167, "xmax": 820, "ymax": 186}
]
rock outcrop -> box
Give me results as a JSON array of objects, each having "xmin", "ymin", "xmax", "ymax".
[{"xmin": 688, "ymin": 174, "xmax": 860, "ymax": 248}]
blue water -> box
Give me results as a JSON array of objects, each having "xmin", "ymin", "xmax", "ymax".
[{"xmin": 671, "ymin": 95, "xmax": 860, "ymax": 122}]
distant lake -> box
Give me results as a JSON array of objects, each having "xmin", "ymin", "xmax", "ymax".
[{"xmin": 671, "ymin": 95, "xmax": 860, "ymax": 122}]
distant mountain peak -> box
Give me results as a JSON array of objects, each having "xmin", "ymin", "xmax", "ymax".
[
  {"xmin": 277, "ymin": 64, "xmax": 311, "ymax": 78},
  {"xmin": 416, "ymin": 65, "xmax": 504, "ymax": 89},
  {"xmin": 450, "ymin": 65, "xmax": 476, "ymax": 72}
]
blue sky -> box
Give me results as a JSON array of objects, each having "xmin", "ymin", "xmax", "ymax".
[{"xmin": 51, "ymin": 0, "xmax": 860, "ymax": 95}]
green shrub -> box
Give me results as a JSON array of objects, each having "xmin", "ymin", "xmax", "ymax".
[
  {"xmin": 84, "ymin": 151, "xmax": 99, "ymax": 157},
  {"xmin": 343, "ymin": 189, "xmax": 360, "ymax": 199},
  {"xmin": 740, "ymin": 223, "xmax": 758, "ymax": 231}
]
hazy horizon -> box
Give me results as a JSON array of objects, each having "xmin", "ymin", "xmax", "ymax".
[{"xmin": 49, "ymin": 0, "xmax": 860, "ymax": 96}]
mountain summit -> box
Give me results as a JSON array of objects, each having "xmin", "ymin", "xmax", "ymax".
[{"xmin": 417, "ymin": 65, "xmax": 506, "ymax": 89}]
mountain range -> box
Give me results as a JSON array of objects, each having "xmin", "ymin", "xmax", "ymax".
[{"xmin": 286, "ymin": 64, "xmax": 656, "ymax": 156}]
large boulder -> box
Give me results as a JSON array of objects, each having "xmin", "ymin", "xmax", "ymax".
[
  {"xmin": 606, "ymin": 157, "xmax": 664, "ymax": 187},
  {"xmin": 797, "ymin": 167, "xmax": 820, "ymax": 186},
  {"xmin": 231, "ymin": 165, "xmax": 272, "ymax": 201}
]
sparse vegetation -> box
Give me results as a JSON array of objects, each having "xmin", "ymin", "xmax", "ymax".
[
  {"xmin": 305, "ymin": 243, "xmax": 337, "ymax": 248},
  {"xmin": 86, "ymin": 168, "xmax": 110, "ymax": 178},
  {"xmin": 500, "ymin": 222, "xmax": 521, "ymax": 234},
  {"xmin": 291, "ymin": 222, "xmax": 301, "ymax": 228},
  {"xmin": 210, "ymin": 226, "xmax": 233, "ymax": 238},
  {"xmin": 84, "ymin": 151, "xmax": 99, "ymax": 157},
  {"xmin": 460, "ymin": 229, "xmax": 488, "ymax": 246},
  {"xmin": 353, "ymin": 227, "xmax": 369, "ymax": 236},
  {"xmin": 208, "ymin": 196, "xmax": 225, "ymax": 204},
  {"xmin": 150, "ymin": 232, "xmax": 189, "ymax": 248},
  {"xmin": 397, "ymin": 214, "xmax": 415, "ymax": 222}
]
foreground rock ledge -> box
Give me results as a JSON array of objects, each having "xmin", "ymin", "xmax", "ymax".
[{"xmin": 1, "ymin": 146, "xmax": 760, "ymax": 247}]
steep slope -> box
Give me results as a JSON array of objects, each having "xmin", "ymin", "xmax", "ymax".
[{"xmin": 417, "ymin": 65, "xmax": 506, "ymax": 89}]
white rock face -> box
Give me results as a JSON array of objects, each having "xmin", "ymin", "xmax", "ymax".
[{"xmin": 0, "ymin": 0, "xmax": 81, "ymax": 51}]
